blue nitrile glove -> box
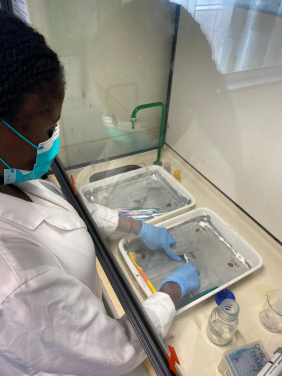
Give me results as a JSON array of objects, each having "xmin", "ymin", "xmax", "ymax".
[
  {"xmin": 160, "ymin": 264, "xmax": 201, "ymax": 298},
  {"xmin": 136, "ymin": 220, "xmax": 181, "ymax": 262}
]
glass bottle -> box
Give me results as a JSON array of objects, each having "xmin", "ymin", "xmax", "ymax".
[{"xmin": 207, "ymin": 299, "xmax": 240, "ymax": 345}]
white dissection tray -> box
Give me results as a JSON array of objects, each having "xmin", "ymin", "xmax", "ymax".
[
  {"xmin": 119, "ymin": 208, "xmax": 263, "ymax": 316},
  {"xmin": 79, "ymin": 165, "xmax": 196, "ymax": 239}
]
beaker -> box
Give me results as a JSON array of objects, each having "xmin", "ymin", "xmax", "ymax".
[{"xmin": 259, "ymin": 290, "xmax": 282, "ymax": 333}]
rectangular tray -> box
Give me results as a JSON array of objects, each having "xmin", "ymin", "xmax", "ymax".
[
  {"xmin": 119, "ymin": 208, "xmax": 263, "ymax": 315},
  {"xmin": 79, "ymin": 165, "xmax": 196, "ymax": 227}
]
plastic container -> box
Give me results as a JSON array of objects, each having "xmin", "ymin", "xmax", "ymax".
[
  {"xmin": 218, "ymin": 340, "xmax": 270, "ymax": 376},
  {"xmin": 207, "ymin": 299, "xmax": 240, "ymax": 345},
  {"xmin": 80, "ymin": 165, "xmax": 196, "ymax": 240},
  {"xmin": 119, "ymin": 208, "xmax": 263, "ymax": 315},
  {"xmin": 173, "ymin": 170, "xmax": 181, "ymax": 182},
  {"xmin": 164, "ymin": 162, "xmax": 171, "ymax": 174}
]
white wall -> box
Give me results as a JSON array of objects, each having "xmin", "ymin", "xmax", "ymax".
[
  {"xmin": 28, "ymin": 0, "xmax": 176, "ymax": 168},
  {"xmin": 167, "ymin": 4, "xmax": 282, "ymax": 242}
]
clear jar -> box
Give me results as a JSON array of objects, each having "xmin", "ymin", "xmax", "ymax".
[
  {"xmin": 207, "ymin": 299, "xmax": 239, "ymax": 345},
  {"xmin": 259, "ymin": 289, "xmax": 282, "ymax": 333}
]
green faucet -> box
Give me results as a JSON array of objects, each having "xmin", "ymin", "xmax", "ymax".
[{"xmin": 130, "ymin": 102, "xmax": 166, "ymax": 166}]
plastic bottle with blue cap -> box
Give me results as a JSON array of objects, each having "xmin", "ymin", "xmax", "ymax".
[{"xmin": 215, "ymin": 289, "xmax": 236, "ymax": 306}]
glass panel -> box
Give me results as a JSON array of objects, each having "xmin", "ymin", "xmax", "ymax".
[
  {"xmin": 28, "ymin": 1, "xmax": 180, "ymax": 375},
  {"xmin": 29, "ymin": 0, "xmax": 176, "ymax": 169},
  {"xmin": 167, "ymin": 0, "xmax": 282, "ymax": 243},
  {"xmin": 26, "ymin": 0, "xmax": 282, "ymax": 375}
]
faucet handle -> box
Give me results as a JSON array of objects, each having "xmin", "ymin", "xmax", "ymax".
[{"xmin": 130, "ymin": 117, "xmax": 137, "ymax": 129}]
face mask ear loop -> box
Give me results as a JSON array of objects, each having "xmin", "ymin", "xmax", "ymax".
[
  {"xmin": 0, "ymin": 157, "xmax": 14, "ymax": 173},
  {"xmin": 1, "ymin": 119, "xmax": 43, "ymax": 150}
]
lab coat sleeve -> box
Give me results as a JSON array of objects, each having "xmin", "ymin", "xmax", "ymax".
[
  {"xmin": 0, "ymin": 268, "xmax": 175, "ymax": 376},
  {"xmin": 82, "ymin": 199, "xmax": 119, "ymax": 238}
]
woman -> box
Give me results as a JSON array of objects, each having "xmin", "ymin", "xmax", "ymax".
[{"xmin": 0, "ymin": 11, "xmax": 200, "ymax": 376}]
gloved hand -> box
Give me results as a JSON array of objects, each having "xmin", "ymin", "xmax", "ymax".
[
  {"xmin": 160, "ymin": 263, "xmax": 200, "ymax": 298},
  {"xmin": 136, "ymin": 219, "xmax": 181, "ymax": 262}
]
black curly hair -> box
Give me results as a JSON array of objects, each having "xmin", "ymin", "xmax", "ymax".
[{"xmin": 0, "ymin": 10, "xmax": 65, "ymax": 125}]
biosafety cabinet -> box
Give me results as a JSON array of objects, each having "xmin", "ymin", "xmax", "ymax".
[{"xmin": 6, "ymin": 0, "xmax": 282, "ymax": 375}]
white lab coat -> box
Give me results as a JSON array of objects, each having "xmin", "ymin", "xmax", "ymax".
[{"xmin": 0, "ymin": 179, "xmax": 175, "ymax": 376}]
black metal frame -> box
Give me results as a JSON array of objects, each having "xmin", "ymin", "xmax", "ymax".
[
  {"xmin": 0, "ymin": 0, "xmax": 13, "ymax": 13},
  {"xmin": 52, "ymin": 156, "xmax": 179, "ymax": 376},
  {"xmin": 163, "ymin": 5, "xmax": 181, "ymax": 146}
]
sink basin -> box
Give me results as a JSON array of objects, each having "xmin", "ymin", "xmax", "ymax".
[{"xmin": 89, "ymin": 165, "xmax": 141, "ymax": 183}]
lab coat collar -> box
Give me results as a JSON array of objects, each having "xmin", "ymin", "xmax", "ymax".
[
  {"xmin": 0, "ymin": 192, "xmax": 45, "ymax": 230},
  {"xmin": 0, "ymin": 180, "xmax": 86, "ymax": 231},
  {"xmin": 16, "ymin": 180, "xmax": 76, "ymax": 213}
]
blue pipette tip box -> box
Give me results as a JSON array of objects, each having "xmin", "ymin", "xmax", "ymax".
[{"xmin": 218, "ymin": 341, "xmax": 270, "ymax": 376}]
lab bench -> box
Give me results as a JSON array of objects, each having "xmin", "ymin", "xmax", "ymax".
[{"xmin": 56, "ymin": 146, "xmax": 282, "ymax": 376}]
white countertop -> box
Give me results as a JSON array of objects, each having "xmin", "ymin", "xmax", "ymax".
[{"xmin": 66, "ymin": 146, "xmax": 282, "ymax": 376}]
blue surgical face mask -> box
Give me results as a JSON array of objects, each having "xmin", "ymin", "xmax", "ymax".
[{"xmin": 0, "ymin": 119, "xmax": 60, "ymax": 185}]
